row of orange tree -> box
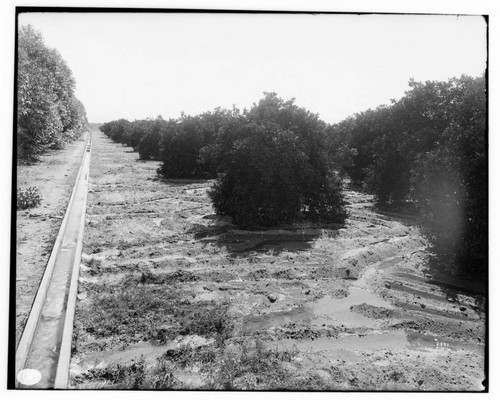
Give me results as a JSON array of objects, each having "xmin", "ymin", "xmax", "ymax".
[
  {"xmin": 328, "ymin": 75, "xmax": 487, "ymax": 277},
  {"xmin": 100, "ymin": 93, "xmax": 348, "ymax": 228},
  {"xmin": 17, "ymin": 25, "xmax": 88, "ymax": 162},
  {"xmin": 101, "ymin": 76, "xmax": 487, "ymax": 278}
]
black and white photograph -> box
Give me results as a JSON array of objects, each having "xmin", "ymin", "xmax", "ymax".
[{"xmin": 3, "ymin": 0, "xmax": 494, "ymax": 394}]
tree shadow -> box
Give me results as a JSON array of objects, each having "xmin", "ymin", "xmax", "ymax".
[
  {"xmin": 424, "ymin": 253, "xmax": 486, "ymax": 291},
  {"xmin": 145, "ymin": 175, "xmax": 212, "ymax": 186},
  {"xmin": 161, "ymin": 178, "xmax": 211, "ymax": 186},
  {"xmin": 422, "ymin": 251, "xmax": 486, "ymax": 313},
  {"xmin": 373, "ymin": 202, "xmax": 420, "ymax": 227},
  {"xmin": 370, "ymin": 199, "xmax": 486, "ymax": 312},
  {"xmin": 190, "ymin": 219, "xmax": 343, "ymax": 258},
  {"xmin": 135, "ymin": 158, "xmax": 159, "ymax": 163}
]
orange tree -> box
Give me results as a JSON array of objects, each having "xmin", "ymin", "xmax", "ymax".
[{"xmin": 206, "ymin": 93, "xmax": 347, "ymax": 227}]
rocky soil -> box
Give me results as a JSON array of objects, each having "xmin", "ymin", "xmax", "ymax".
[{"xmin": 69, "ymin": 129, "xmax": 486, "ymax": 391}]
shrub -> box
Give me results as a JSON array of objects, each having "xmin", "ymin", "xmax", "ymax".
[{"xmin": 17, "ymin": 187, "xmax": 42, "ymax": 210}]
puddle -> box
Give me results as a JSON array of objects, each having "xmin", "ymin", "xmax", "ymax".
[
  {"xmin": 150, "ymin": 253, "xmax": 198, "ymax": 264},
  {"xmin": 245, "ymin": 287, "xmax": 394, "ymax": 331},
  {"xmin": 73, "ymin": 335, "xmax": 214, "ymax": 372},
  {"xmin": 193, "ymin": 291, "xmax": 222, "ymax": 302},
  {"xmin": 311, "ymin": 287, "xmax": 394, "ymax": 328},
  {"xmin": 227, "ymin": 228, "xmax": 324, "ymax": 237},
  {"xmin": 217, "ymin": 237, "xmax": 317, "ymax": 255},
  {"xmin": 245, "ymin": 307, "xmax": 311, "ymax": 331},
  {"xmin": 392, "ymin": 271, "xmax": 428, "ymax": 283},
  {"xmin": 275, "ymin": 331, "xmax": 409, "ymax": 353},
  {"xmin": 74, "ymin": 342, "xmax": 172, "ymax": 371},
  {"xmin": 375, "ymin": 257, "xmax": 403, "ymax": 270},
  {"xmin": 273, "ymin": 330, "xmax": 485, "ymax": 356},
  {"xmin": 406, "ymin": 332, "xmax": 485, "ymax": 357}
]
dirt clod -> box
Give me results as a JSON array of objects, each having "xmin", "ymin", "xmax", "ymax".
[{"xmin": 268, "ymin": 294, "xmax": 278, "ymax": 303}]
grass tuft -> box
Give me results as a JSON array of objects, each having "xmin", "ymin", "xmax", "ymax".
[
  {"xmin": 77, "ymin": 357, "xmax": 178, "ymax": 389},
  {"xmin": 17, "ymin": 186, "xmax": 42, "ymax": 210}
]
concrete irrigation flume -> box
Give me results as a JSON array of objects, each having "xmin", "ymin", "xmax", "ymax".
[{"xmin": 15, "ymin": 134, "xmax": 93, "ymax": 389}]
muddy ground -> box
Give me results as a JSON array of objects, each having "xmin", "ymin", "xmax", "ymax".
[
  {"xmin": 15, "ymin": 132, "xmax": 89, "ymax": 347},
  {"xmin": 69, "ymin": 129, "xmax": 486, "ymax": 391}
]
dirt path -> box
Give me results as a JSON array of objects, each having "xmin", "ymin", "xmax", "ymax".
[
  {"xmin": 16, "ymin": 131, "xmax": 89, "ymax": 347},
  {"xmin": 70, "ymin": 129, "xmax": 485, "ymax": 391}
]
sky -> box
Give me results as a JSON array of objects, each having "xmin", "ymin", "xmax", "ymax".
[{"xmin": 18, "ymin": 12, "xmax": 487, "ymax": 124}]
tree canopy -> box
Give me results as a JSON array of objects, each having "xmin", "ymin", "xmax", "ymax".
[
  {"xmin": 17, "ymin": 25, "xmax": 88, "ymax": 161},
  {"xmin": 328, "ymin": 75, "xmax": 487, "ymax": 275},
  {"xmin": 207, "ymin": 93, "xmax": 347, "ymax": 227},
  {"xmin": 101, "ymin": 93, "xmax": 348, "ymax": 228}
]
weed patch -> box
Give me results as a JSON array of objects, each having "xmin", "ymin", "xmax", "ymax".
[
  {"xmin": 160, "ymin": 344, "xmax": 218, "ymax": 368},
  {"xmin": 76, "ymin": 357, "xmax": 178, "ymax": 389},
  {"xmin": 203, "ymin": 339, "xmax": 303, "ymax": 390},
  {"xmin": 17, "ymin": 187, "xmax": 42, "ymax": 210},
  {"xmin": 78, "ymin": 281, "xmax": 234, "ymax": 347},
  {"xmin": 84, "ymin": 257, "xmax": 102, "ymax": 275},
  {"xmin": 137, "ymin": 269, "xmax": 199, "ymax": 285}
]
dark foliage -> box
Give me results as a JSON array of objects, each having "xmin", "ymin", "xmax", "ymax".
[
  {"xmin": 207, "ymin": 93, "xmax": 347, "ymax": 227},
  {"xmin": 17, "ymin": 25, "xmax": 88, "ymax": 161},
  {"xmin": 328, "ymin": 75, "xmax": 487, "ymax": 274},
  {"xmin": 101, "ymin": 94, "xmax": 348, "ymax": 228},
  {"xmin": 410, "ymin": 77, "xmax": 487, "ymax": 274},
  {"xmin": 137, "ymin": 119, "xmax": 170, "ymax": 160},
  {"xmin": 100, "ymin": 118, "xmax": 132, "ymax": 144},
  {"xmin": 157, "ymin": 109, "xmax": 233, "ymax": 179}
]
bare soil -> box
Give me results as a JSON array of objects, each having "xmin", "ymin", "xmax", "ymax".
[
  {"xmin": 15, "ymin": 132, "xmax": 89, "ymax": 347},
  {"xmin": 69, "ymin": 129, "xmax": 486, "ymax": 391}
]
